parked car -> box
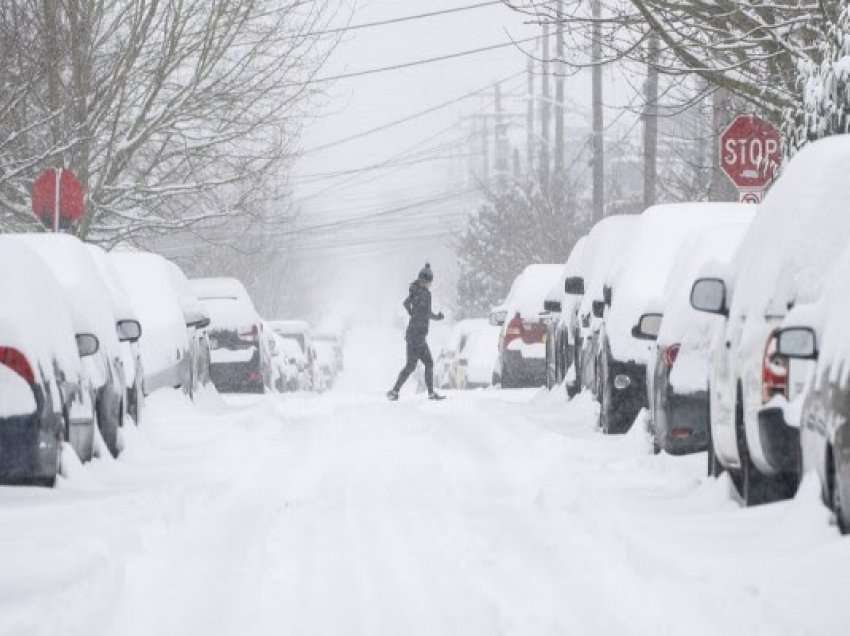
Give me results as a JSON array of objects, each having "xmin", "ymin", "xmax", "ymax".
[
  {"xmin": 0, "ymin": 238, "xmax": 97, "ymax": 484},
  {"xmin": 265, "ymin": 329, "xmax": 301, "ymax": 392},
  {"xmin": 13, "ymin": 234, "xmax": 127, "ymax": 458},
  {"xmin": 598, "ymin": 203, "xmax": 746, "ymax": 435},
  {"xmin": 314, "ymin": 332, "xmax": 344, "ymax": 377},
  {"xmin": 497, "ymin": 265, "xmax": 563, "ymax": 388},
  {"xmin": 691, "ymin": 136, "xmax": 850, "ymax": 505},
  {"xmin": 86, "ymin": 245, "xmax": 145, "ymax": 426},
  {"xmin": 437, "ymin": 319, "xmax": 489, "ymax": 389},
  {"xmin": 775, "ymin": 244, "xmax": 850, "ymax": 532},
  {"xmin": 111, "ymin": 251, "xmax": 193, "ymax": 398},
  {"xmin": 276, "ymin": 334, "xmax": 311, "ymax": 391},
  {"xmin": 455, "ymin": 323, "xmax": 502, "ymax": 389},
  {"xmin": 192, "ymin": 278, "xmax": 270, "ymax": 394},
  {"xmin": 163, "ymin": 260, "xmax": 212, "ymax": 397},
  {"xmin": 312, "ymin": 338, "xmax": 339, "ymax": 390},
  {"xmin": 575, "ymin": 215, "xmax": 639, "ymax": 398},
  {"xmin": 544, "ymin": 236, "xmax": 587, "ymax": 391},
  {"xmin": 268, "ymin": 320, "xmax": 314, "ymax": 390},
  {"xmin": 645, "ymin": 215, "xmax": 753, "ymax": 454}
]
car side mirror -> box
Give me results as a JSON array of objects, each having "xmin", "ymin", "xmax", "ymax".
[
  {"xmin": 543, "ymin": 300, "xmax": 562, "ymax": 313},
  {"xmin": 776, "ymin": 327, "xmax": 818, "ymax": 359},
  {"xmin": 631, "ymin": 313, "xmax": 663, "ymax": 341},
  {"xmin": 603, "ymin": 285, "xmax": 613, "ymax": 307},
  {"xmin": 76, "ymin": 333, "xmax": 100, "ymax": 357},
  {"xmin": 116, "ymin": 319, "xmax": 142, "ymax": 343},
  {"xmin": 564, "ymin": 276, "xmax": 585, "ymax": 295},
  {"xmin": 690, "ymin": 278, "xmax": 728, "ymax": 316},
  {"xmin": 592, "ymin": 300, "xmax": 605, "ymax": 319},
  {"xmin": 187, "ymin": 316, "xmax": 211, "ymax": 329},
  {"xmin": 490, "ymin": 310, "xmax": 507, "ymax": 327}
]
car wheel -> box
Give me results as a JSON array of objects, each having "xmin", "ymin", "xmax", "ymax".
[
  {"xmin": 706, "ymin": 387, "xmax": 723, "ymax": 478},
  {"xmin": 829, "ymin": 447, "xmax": 850, "ymax": 534}
]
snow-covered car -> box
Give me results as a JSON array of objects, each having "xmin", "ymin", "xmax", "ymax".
[
  {"xmin": 314, "ymin": 332, "xmax": 344, "ymax": 377},
  {"xmin": 192, "ymin": 278, "xmax": 269, "ymax": 394},
  {"xmin": 0, "ymin": 238, "xmax": 97, "ymax": 483},
  {"xmin": 312, "ymin": 338, "xmax": 339, "ymax": 390},
  {"xmin": 163, "ymin": 260, "xmax": 212, "ymax": 397},
  {"xmin": 574, "ymin": 215, "xmax": 639, "ymax": 397},
  {"xmin": 691, "ymin": 136, "xmax": 850, "ymax": 505},
  {"xmin": 13, "ymin": 234, "xmax": 126, "ymax": 458},
  {"xmin": 268, "ymin": 320, "xmax": 315, "ymax": 390},
  {"xmin": 437, "ymin": 319, "xmax": 489, "ymax": 389},
  {"xmin": 598, "ymin": 203, "xmax": 747, "ymax": 435},
  {"xmin": 646, "ymin": 214, "xmax": 753, "ymax": 455},
  {"xmin": 111, "ymin": 251, "xmax": 193, "ymax": 398},
  {"xmin": 544, "ymin": 236, "xmax": 587, "ymax": 391},
  {"xmin": 497, "ymin": 264, "xmax": 563, "ymax": 388},
  {"xmin": 455, "ymin": 323, "xmax": 501, "ymax": 389},
  {"xmin": 773, "ymin": 242, "xmax": 850, "ymax": 532},
  {"xmin": 275, "ymin": 334, "xmax": 310, "ymax": 391},
  {"xmin": 86, "ymin": 245, "xmax": 145, "ymax": 426}
]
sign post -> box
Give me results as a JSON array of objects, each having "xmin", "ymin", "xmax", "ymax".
[
  {"xmin": 31, "ymin": 168, "xmax": 85, "ymax": 231},
  {"xmin": 719, "ymin": 114, "xmax": 782, "ymax": 204}
]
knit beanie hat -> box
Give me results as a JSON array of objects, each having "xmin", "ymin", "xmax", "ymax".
[{"xmin": 418, "ymin": 262, "xmax": 434, "ymax": 282}]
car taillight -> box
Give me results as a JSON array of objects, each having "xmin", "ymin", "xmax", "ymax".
[
  {"xmin": 0, "ymin": 347, "xmax": 35, "ymax": 385},
  {"xmin": 239, "ymin": 324, "xmax": 259, "ymax": 342},
  {"xmin": 762, "ymin": 332, "xmax": 788, "ymax": 403},
  {"xmin": 504, "ymin": 314, "xmax": 523, "ymax": 346},
  {"xmin": 662, "ymin": 343, "xmax": 680, "ymax": 368}
]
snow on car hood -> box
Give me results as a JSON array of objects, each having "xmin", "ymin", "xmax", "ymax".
[
  {"xmin": 11, "ymin": 234, "xmax": 121, "ymax": 359},
  {"xmin": 606, "ymin": 203, "xmax": 750, "ymax": 364},
  {"xmin": 577, "ymin": 216, "xmax": 639, "ymax": 330},
  {"xmin": 0, "ymin": 237, "xmax": 82, "ymax": 402},
  {"xmin": 111, "ymin": 251, "xmax": 189, "ymax": 376},
  {"xmin": 730, "ymin": 136, "xmax": 850, "ymax": 356},
  {"xmin": 503, "ymin": 264, "xmax": 563, "ymax": 321}
]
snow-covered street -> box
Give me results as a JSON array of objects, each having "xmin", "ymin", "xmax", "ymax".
[{"xmin": 1, "ymin": 329, "xmax": 848, "ymax": 636}]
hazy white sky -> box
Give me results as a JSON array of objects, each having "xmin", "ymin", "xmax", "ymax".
[{"xmin": 287, "ymin": 0, "xmax": 634, "ymax": 324}]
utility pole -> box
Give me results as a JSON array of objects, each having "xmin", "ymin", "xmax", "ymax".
[
  {"xmin": 591, "ymin": 0, "xmax": 604, "ymax": 221},
  {"xmin": 540, "ymin": 23, "xmax": 551, "ymax": 194},
  {"xmin": 555, "ymin": 0, "xmax": 565, "ymax": 179},
  {"xmin": 526, "ymin": 57, "xmax": 535, "ymax": 175},
  {"xmin": 643, "ymin": 31, "xmax": 659, "ymax": 209},
  {"xmin": 494, "ymin": 82, "xmax": 508, "ymax": 188},
  {"xmin": 481, "ymin": 115, "xmax": 490, "ymax": 185}
]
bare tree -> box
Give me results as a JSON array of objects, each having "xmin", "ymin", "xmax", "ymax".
[{"xmin": 0, "ymin": 0, "xmax": 339, "ymax": 244}]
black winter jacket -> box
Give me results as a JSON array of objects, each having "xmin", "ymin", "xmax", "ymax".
[{"xmin": 403, "ymin": 281, "xmax": 440, "ymax": 341}]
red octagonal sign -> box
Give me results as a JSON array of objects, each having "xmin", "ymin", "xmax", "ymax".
[
  {"xmin": 31, "ymin": 168, "xmax": 85, "ymax": 230},
  {"xmin": 720, "ymin": 114, "xmax": 782, "ymax": 190}
]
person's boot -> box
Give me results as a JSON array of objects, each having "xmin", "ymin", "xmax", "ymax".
[
  {"xmin": 387, "ymin": 389, "xmax": 399, "ymax": 401},
  {"xmin": 428, "ymin": 391, "xmax": 446, "ymax": 401}
]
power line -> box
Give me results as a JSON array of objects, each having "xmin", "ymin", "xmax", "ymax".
[
  {"xmin": 286, "ymin": 1, "xmax": 504, "ymax": 39},
  {"xmin": 286, "ymin": 36, "xmax": 541, "ymax": 89},
  {"xmin": 300, "ymin": 70, "xmax": 525, "ymax": 155}
]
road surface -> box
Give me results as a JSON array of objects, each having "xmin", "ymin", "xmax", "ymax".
[{"xmin": 0, "ymin": 329, "xmax": 847, "ymax": 636}]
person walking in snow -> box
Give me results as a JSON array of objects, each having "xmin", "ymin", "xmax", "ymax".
[{"xmin": 387, "ymin": 263, "xmax": 446, "ymax": 401}]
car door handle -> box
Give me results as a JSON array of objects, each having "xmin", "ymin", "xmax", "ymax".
[{"xmin": 725, "ymin": 341, "xmax": 731, "ymax": 349}]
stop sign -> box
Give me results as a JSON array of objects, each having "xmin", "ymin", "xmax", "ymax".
[
  {"xmin": 31, "ymin": 168, "xmax": 85, "ymax": 230},
  {"xmin": 720, "ymin": 115, "xmax": 782, "ymax": 190}
]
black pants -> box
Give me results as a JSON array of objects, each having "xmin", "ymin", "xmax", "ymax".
[{"xmin": 392, "ymin": 338, "xmax": 434, "ymax": 393}]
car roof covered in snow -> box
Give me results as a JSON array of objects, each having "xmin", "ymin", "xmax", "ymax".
[
  {"xmin": 162, "ymin": 260, "xmax": 209, "ymax": 323},
  {"xmin": 190, "ymin": 278, "xmax": 259, "ymax": 331},
  {"xmin": 657, "ymin": 217, "xmax": 754, "ymax": 348},
  {"xmin": 110, "ymin": 250, "xmax": 189, "ymax": 375},
  {"xmin": 190, "ymin": 277, "xmax": 255, "ymax": 306},
  {"xmin": 503, "ymin": 264, "xmax": 563, "ymax": 320},
  {"xmin": 606, "ymin": 203, "xmax": 751, "ymax": 363},
  {"xmin": 0, "ymin": 237, "xmax": 82, "ymax": 388},
  {"xmin": 730, "ymin": 136, "xmax": 850, "ymax": 348},
  {"xmin": 11, "ymin": 233, "xmax": 121, "ymax": 357},
  {"xmin": 446, "ymin": 318, "xmax": 490, "ymax": 351},
  {"xmin": 545, "ymin": 236, "xmax": 587, "ymax": 305},
  {"xmin": 85, "ymin": 244, "xmax": 138, "ymax": 323},
  {"xmin": 577, "ymin": 215, "xmax": 639, "ymax": 322}
]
